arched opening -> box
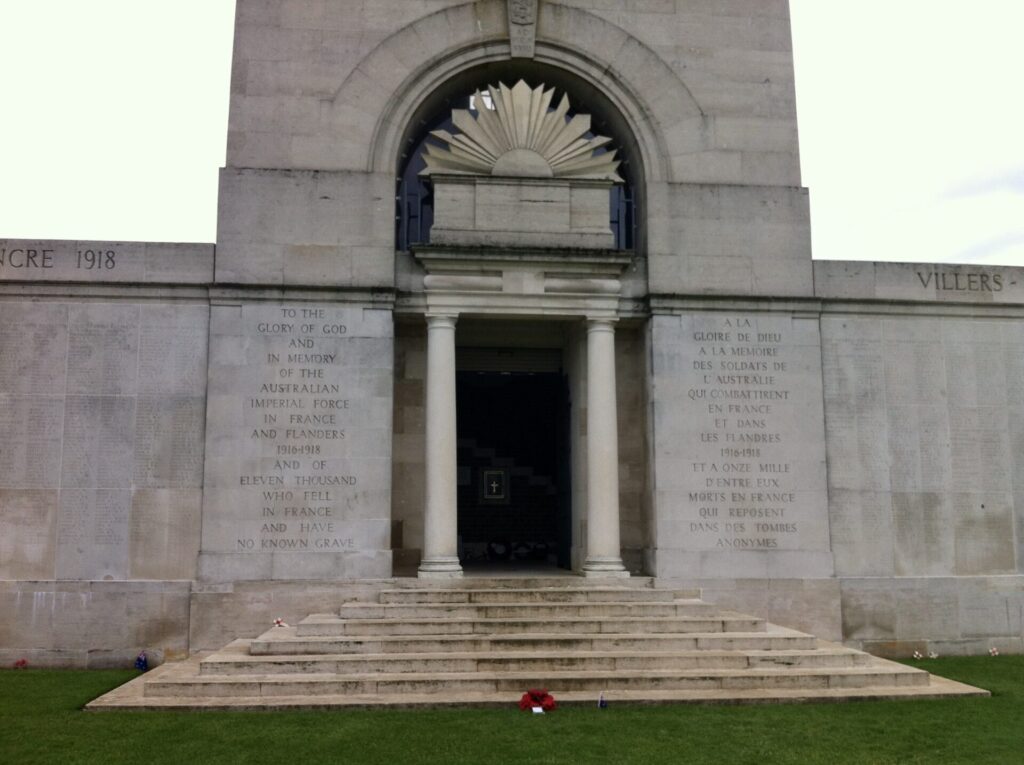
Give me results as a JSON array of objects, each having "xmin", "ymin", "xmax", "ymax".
[{"xmin": 395, "ymin": 61, "xmax": 643, "ymax": 252}]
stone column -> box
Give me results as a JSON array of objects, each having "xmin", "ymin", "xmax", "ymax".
[
  {"xmin": 583, "ymin": 318, "xmax": 629, "ymax": 577},
  {"xmin": 418, "ymin": 313, "xmax": 463, "ymax": 578}
]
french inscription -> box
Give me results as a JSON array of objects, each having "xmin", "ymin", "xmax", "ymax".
[
  {"xmin": 916, "ymin": 269, "xmax": 1004, "ymax": 293},
  {"xmin": 684, "ymin": 316, "xmax": 803, "ymax": 551},
  {"xmin": 0, "ymin": 246, "xmax": 117, "ymax": 271},
  {"xmin": 0, "ymin": 247, "xmax": 55, "ymax": 269},
  {"xmin": 0, "ymin": 240, "xmax": 211, "ymax": 284}
]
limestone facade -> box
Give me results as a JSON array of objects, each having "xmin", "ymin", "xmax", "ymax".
[{"xmin": 3, "ymin": 1, "xmax": 1024, "ymax": 664}]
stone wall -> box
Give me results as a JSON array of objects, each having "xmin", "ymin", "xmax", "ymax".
[
  {"xmin": 197, "ymin": 296, "xmax": 395, "ymax": 581},
  {"xmin": 391, "ymin": 322, "xmax": 427, "ymax": 574},
  {"xmin": 646, "ymin": 185, "xmax": 813, "ymax": 299},
  {"xmin": 8, "ymin": 3, "xmax": 1024, "ymax": 665},
  {"xmin": 646, "ymin": 308, "xmax": 833, "ymax": 580},
  {"xmin": 224, "ymin": 0, "xmax": 809, "ymax": 299},
  {"xmin": 227, "ymin": 0, "xmax": 800, "ymax": 180},
  {"xmin": 815, "ymin": 260, "xmax": 1024, "ymax": 655},
  {"xmin": 0, "ymin": 239, "xmax": 212, "ymax": 666}
]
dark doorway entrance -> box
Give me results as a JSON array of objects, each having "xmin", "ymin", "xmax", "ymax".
[{"xmin": 456, "ymin": 369, "xmax": 571, "ymax": 570}]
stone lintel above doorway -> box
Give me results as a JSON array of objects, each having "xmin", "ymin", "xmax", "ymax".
[{"xmin": 413, "ymin": 245, "xmax": 629, "ymax": 318}]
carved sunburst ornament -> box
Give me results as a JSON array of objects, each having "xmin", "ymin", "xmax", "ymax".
[{"xmin": 421, "ymin": 80, "xmax": 623, "ymax": 182}]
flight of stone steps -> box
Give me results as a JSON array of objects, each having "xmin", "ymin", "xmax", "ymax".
[{"xmin": 88, "ymin": 578, "xmax": 987, "ymax": 710}]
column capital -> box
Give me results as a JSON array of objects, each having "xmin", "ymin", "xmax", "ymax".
[
  {"xmin": 585, "ymin": 316, "xmax": 618, "ymax": 334},
  {"xmin": 425, "ymin": 313, "xmax": 459, "ymax": 329}
]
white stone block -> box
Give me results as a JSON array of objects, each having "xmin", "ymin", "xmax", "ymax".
[
  {"xmin": 648, "ymin": 311, "xmax": 833, "ymax": 579},
  {"xmin": 430, "ymin": 176, "xmax": 615, "ymax": 250},
  {"xmin": 199, "ymin": 301, "xmax": 394, "ymax": 580}
]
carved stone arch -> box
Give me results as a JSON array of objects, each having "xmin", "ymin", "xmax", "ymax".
[
  {"xmin": 370, "ymin": 50, "xmax": 670, "ymax": 185},
  {"xmin": 327, "ymin": 1, "xmax": 704, "ymax": 184},
  {"xmin": 393, "ymin": 63, "xmax": 646, "ymax": 251}
]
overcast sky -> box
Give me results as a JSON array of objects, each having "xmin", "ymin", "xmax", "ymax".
[{"xmin": 1, "ymin": 1, "xmax": 1022, "ymax": 265}]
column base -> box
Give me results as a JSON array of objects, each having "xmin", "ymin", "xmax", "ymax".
[
  {"xmin": 582, "ymin": 557, "xmax": 630, "ymax": 578},
  {"xmin": 417, "ymin": 557, "xmax": 464, "ymax": 578}
]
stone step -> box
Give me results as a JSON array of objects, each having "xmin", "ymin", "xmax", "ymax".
[
  {"xmin": 200, "ymin": 641, "xmax": 871, "ymax": 676},
  {"xmin": 377, "ymin": 587, "xmax": 699, "ymax": 604},
  {"xmin": 146, "ymin": 664, "xmax": 931, "ymax": 698},
  {"xmin": 337, "ymin": 600, "xmax": 717, "ymax": 620},
  {"xmin": 250, "ymin": 628, "xmax": 818, "ymax": 656},
  {"xmin": 87, "ymin": 656, "xmax": 989, "ymax": 711},
  {"xmin": 296, "ymin": 613, "xmax": 765, "ymax": 637},
  {"xmin": 86, "ymin": 578, "xmax": 992, "ymax": 711},
  {"xmin": 385, "ymin": 577, "xmax": 658, "ymax": 590}
]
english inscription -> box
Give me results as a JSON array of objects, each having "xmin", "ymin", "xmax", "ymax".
[{"xmin": 227, "ymin": 305, "xmax": 377, "ymax": 554}]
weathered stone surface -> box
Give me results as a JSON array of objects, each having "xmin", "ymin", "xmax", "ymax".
[
  {"xmin": 430, "ymin": 176, "xmax": 615, "ymax": 250},
  {"xmin": 391, "ymin": 323, "xmax": 427, "ymax": 564},
  {"xmin": 0, "ymin": 298, "xmax": 209, "ymax": 587},
  {"xmin": 198, "ymin": 301, "xmax": 394, "ymax": 581},
  {"xmin": 216, "ymin": 169, "xmax": 393, "ymax": 287},
  {"xmin": 0, "ymin": 395, "xmax": 64, "ymax": 488},
  {"xmin": 189, "ymin": 580, "xmax": 389, "ymax": 651},
  {"xmin": 0, "ymin": 580, "xmax": 191, "ymax": 667},
  {"xmin": 648, "ymin": 184, "xmax": 813, "ymax": 297},
  {"xmin": 0, "ymin": 240, "xmax": 213, "ymax": 284},
  {"xmin": 821, "ymin": 313, "xmax": 1024, "ymax": 580},
  {"xmin": 0, "ymin": 490, "xmax": 58, "ymax": 580},
  {"xmin": 815, "ymin": 261, "xmax": 1024, "ymax": 304},
  {"xmin": 648, "ymin": 311, "xmax": 833, "ymax": 579},
  {"xmin": 94, "ymin": 580, "xmax": 987, "ymax": 710},
  {"xmin": 6, "ymin": 0, "xmax": 1024, "ymax": 669},
  {"xmin": 130, "ymin": 489, "xmax": 203, "ymax": 580},
  {"xmin": 659, "ymin": 577, "xmax": 842, "ymax": 642},
  {"xmin": 841, "ymin": 575, "xmax": 1024, "ymax": 656},
  {"xmin": 0, "ymin": 302, "xmax": 68, "ymax": 394}
]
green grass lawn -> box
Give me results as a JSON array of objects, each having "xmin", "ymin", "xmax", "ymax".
[{"xmin": 0, "ymin": 658, "xmax": 1018, "ymax": 765}]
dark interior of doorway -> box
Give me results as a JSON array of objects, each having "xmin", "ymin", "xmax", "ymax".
[{"xmin": 456, "ymin": 371, "xmax": 571, "ymax": 570}]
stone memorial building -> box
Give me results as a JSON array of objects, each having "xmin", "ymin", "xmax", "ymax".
[{"xmin": 2, "ymin": 0, "xmax": 1023, "ymax": 675}]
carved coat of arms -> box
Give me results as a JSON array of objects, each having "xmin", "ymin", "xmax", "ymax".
[{"xmin": 509, "ymin": 0, "xmax": 536, "ymax": 26}]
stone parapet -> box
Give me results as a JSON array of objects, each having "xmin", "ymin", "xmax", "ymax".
[
  {"xmin": 0, "ymin": 239, "xmax": 213, "ymax": 285},
  {"xmin": 815, "ymin": 260, "xmax": 1024, "ymax": 305}
]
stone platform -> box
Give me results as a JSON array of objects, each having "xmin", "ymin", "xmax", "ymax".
[{"xmin": 87, "ymin": 578, "xmax": 988, "ymax": 710}]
